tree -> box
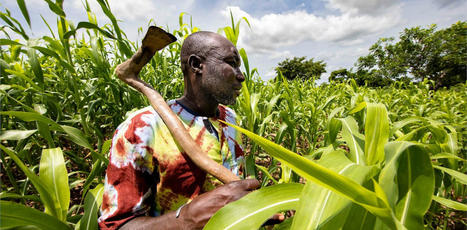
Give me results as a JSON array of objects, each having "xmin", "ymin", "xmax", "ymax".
[
  {"xmin": 329, "ymin": 68, "xmax": 395, "ymax": 87},
  {"xmin": 356, "ymin": 21, "xmax": 466, "ymax": 88},
  {"xmin": 329, "ymin": 68, "xmax": 355, "ymax": 82},
  {"xmin": 275, "ymin": 56, "xmax": 326, "ymax": 80}
]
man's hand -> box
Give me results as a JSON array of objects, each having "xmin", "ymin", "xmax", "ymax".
[
  {"xmin": 120, "ymin": 179, "xmax": 260, "ymax": 230},
  {"xmin": 115, "ymin": 26, "xmax": 176, "ymax": 81},
  {"xmin": 178, "ymin": 179, "xmax": 260, "ymax": 229}
]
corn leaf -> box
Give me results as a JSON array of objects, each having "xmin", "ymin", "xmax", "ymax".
[
  {"xmin": 239, "ymin": 48, "xmax": 250, "ymax": 78},
  {"xmin": 349, "ymin": 101, "xmax": 366, "ymax": 114},
  {"xmin": 342, "ymin": 203, "xmax": 377, "ymax": 230},
  {"xmin": 0, "ymin": 201, "xmax": 71, "ymax": 230},
  {"xmin": 61, "ymin": 125, "xmax": 93, "ymax": 149},
  {"xmin": 0, "ymin": 38, "xmax": 23, "ymax": 46},
  {"xmin": 431, "ymin": 153, "xmax": 466, "ymax": 161},
  {"xmin": 43, "ymin": 0, "xmax": 66, "ymax": 17},
  {"xmin": 0, "ymin": 111, "xmax": 93, "ymax": 150},
  {"xmin": 433, "ymin": 165, "xmax": 467, "ymax": 185},
  {"xmin": 0, "ymin": 129, "xmax": 37, "ymax": 140},
  {"xmin": 431, "ymin": 195, "xmax": 467, "ymax": 211},
  {"xmin": 223, "ymin": 121, "xmax": 399, "ymax": 229},
  {"xmin": 339, "ymin": 117, "xmax": 365, "ymax": 165},
  {"xmin": 16, "ymin": 0, "xmax": 30, "ymax": 28},
  {"xmin": 82, "ymin": 160, "xmax": 104, "ymax": 198},
  {"xmin": 0, "ymin": 144, "xmax": 61, "ymax": 218},
  {"xmin": 63, "ymin": 21, "xmax": 116, "ymax": 40},
  {"xmin": 0, "ymin": 193, "xmax": 41, "ymax": 202},
  {"xmin": 291, "ymin": 151, "xmax": 376, "ymax": 230},
  {"xmin": 40, "ymin": 148, "xmax": 70, "ymax": 221},
  {"xmin": 326, "ymin": 118, "xmax": 341, "ymax": 145},
  {"xmin": 27, "ymin": 47, "xmax": 44, "ymax": 88},
  {"xmin": 365, "ymin": 103, "xmax": 389, "ymax": 165},
  {"xmin": 204, "ymin": 183, "xmax": 303, "ymax": 230},
  {"xmin": 380, "ymin": 142, "xmax": 434, "ymax": 229},
  {"xmin": 80, "ymin": 184, "xmax": 104, "ymax": 230},
  {"xmin": 256, "ymin": 164, "xmax": 278, "ymax": 184},
  {"xmin": 389, "ymin": 117, "xmax": 422, "ymax": 136}
]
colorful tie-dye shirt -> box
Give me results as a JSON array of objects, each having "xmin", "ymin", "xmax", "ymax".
[{"xmin": 98, "ymin": 100, "xmax": 244, "ymax": 229}]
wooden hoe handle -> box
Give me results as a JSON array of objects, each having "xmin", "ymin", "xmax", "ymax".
[{"xmin": 115, "ymin": 26, "xmax": 239, "ymax": 184}]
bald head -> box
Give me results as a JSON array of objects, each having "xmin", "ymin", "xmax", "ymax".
[
  {"xmin": 180, "ymin": 31, "xmax": 233, "ymax": 75},
  {"xmin": 177, "ymin": 31, "xmax": 245, "ymax": 113}
]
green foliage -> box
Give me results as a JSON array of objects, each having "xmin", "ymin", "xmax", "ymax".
[
  {"xmin": 205, "ymin": 183, "xmax": 303, "ymax": 230},
  {"xmin": 0, "ymin": 201, "xmax": 71, "ymax": 230},
  {"xmin": 209, "ymin": 102, "xmax": 461, "ymax": 229},
  {"xmin": 80, "ymin": 184, "xmax": 104, "ymax": 230},
  {"xmin": 275, "ymin": 56, "xmax": 327, "ymax": 81},
  {"xmin": 355, "ymin": 22, "xmax": 466, "ymax": 88},
  {"xmin": 0, "ymin": 2, "xmax": 465, "ymax": 230},
  {"xmin": 329, "ymin": 68, "xmax": 399, "ymax": 87},
  {"xmin": 329, "ymin": 68, "xmax": 354, "ymax": 82}
]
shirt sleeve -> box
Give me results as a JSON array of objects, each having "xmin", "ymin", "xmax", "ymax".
[{"xmin": 98, "ymin": 110, "xmax": 158, "ymax": 229}]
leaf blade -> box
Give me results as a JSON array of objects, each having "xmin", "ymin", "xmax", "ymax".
[
  {"xmin": 204, "ymin": 183, "xmax": 303, "ymax": 230},
  {"xmin": 0, "ymin": 201, "xmax": 71, "ymax": 230},
  {"xmin": 0, "ymin": 129, "xmax": 37, "ymax": 140},
  {"xmin": 365, "ymin": 103, "xmax": 389, "ymax": 165},
  {"xmin": 40, "ymin": 148, "xmax": 70, "ymax": 221},
  {"xmin": 80, "ymin": 184, "xmax": 104, "ymax": 230}
]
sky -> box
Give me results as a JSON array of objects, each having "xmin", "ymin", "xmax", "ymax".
[{"xmin": 1, "ymin": 0, "xmax": 466, "ymax": 82}]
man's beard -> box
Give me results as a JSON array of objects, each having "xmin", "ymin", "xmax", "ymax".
[
  {"xmin": 212, "ymin": 90, "xmax": 236, "ymax": 105},
  {"xmin": 201, "ymin": 64, "xmax": 237, "ymax": 105}
]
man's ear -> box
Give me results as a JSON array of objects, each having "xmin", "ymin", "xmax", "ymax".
[{"xmin": 188, "ymin": 54, "xmax": 203, "ymax": 75}]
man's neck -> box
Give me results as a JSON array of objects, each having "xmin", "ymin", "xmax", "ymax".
[{"xmin": 177, "ymin": 95, "xmax": 219, "ymax": 117}]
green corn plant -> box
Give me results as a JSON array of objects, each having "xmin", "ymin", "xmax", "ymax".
[
  {"xmin": 0, "ymin": 145, "xmax": 105, "ymax": 229},
  {"xmin": 205, "ymin": 103, "xmax": 466, "ymax": 229},
  {"xmin": 1, "ymin": 1, "xmax": 465, "ymax": 229}
]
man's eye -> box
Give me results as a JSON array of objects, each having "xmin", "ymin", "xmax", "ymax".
[{"xmin": 227, "ymin": 61, "xmax": 236, "ymax": 67}]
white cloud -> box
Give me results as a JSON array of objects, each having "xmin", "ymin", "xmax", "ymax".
[
  {"xmin": 71, "ymin": 0, "xmax": 194, "ymax": 26},
  {"xmin": 264, "ymin": 70, "xmax": 277, "ymax": 80},
  {"xmin": 432, "ymin": 0, "xmax": 466, "ymax": 8},
  {"xmin": 326, "ymin": 0, "xmax": 400, "ymax": 15},
  {"xmin": 223, "ymin": 6, "xmax": 401, "ymax": 56},
  {"xmin": 72, "ymin": 0, "xmax": 156, "ymax": 22},
  {"xmin": 269, "ymin": 50, "xmax": 292, "ymax": 59}
]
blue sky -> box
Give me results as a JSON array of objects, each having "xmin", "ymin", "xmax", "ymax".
[{"xmin": 1, "ymin": 0, "xmax": 466, "ymax": 82}]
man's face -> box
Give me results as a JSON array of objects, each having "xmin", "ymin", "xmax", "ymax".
[{"xmin": 200, "ymin": 41, "xmax": 245, "ymax": 105}]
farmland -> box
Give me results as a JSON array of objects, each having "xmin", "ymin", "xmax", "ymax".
[{"xmin": 1, "ymin": 1, "xmax": 466, "ymax": 230}]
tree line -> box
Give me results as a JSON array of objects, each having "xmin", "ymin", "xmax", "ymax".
[{"xmin": 275, "ymin": 21, "xmax": 466, "ymax": 88}]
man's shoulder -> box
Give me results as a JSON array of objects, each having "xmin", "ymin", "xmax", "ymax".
[{"xmin": 118, "ymin": 106, "xmax": 162, "ymax": 129}]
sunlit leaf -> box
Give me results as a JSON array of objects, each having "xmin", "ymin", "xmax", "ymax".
[
  {"xmin": 365, "ymin": 103, "xmax": 389, "ymax": 165},
  {"xmin": 380, "ymin": 142, "xmax": 434, "ymax": 229},
  {"xmin": 80, "ymin": 184, "xmax": 104, "ymax": 230},
  {"xmin": 0, "ymin": 144, "xmax": 61, "ymax": 218},
  {"xmin": 0, "ymin": 129, "xmax": 37, "ymax": 140},
  {"xmin": 16, "ymin": 0, "xmax": 30, "ymax": 28},
  {"xmin": 40, "ymin": 148, "xmax": 70, "ymax": 221},
  {"xmin": 0, "ymin": 201, "xmax": 71, "ymax": 230},
  {"xmin": 222, "ymin": 121, "xmax": 398, "ymax": 229},
  {"xmin": 291, "ymin": 151, "xmax": 376, "ymax": 230},
  {"xmin": 205, "ymin": 183, "xmax": 303, "ymax": 230},
  {"xmin": 433, "ymin": 165, "xmax": 467, "ymax": 185},
  {"xmin": 339, "ymin": 117, "xmax": 365, "ymax": 165},
  {"xmin": 432, "ymin": 195, "xmax": 467, "ymax": 211}
]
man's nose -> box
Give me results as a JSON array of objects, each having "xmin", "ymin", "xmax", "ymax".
[{"xmin": 236, "ymin": 68, "xmax": 245, "ymax": 82}]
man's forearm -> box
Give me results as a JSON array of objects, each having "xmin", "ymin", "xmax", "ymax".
[
  {"xmin": 119, "ymin": 179, "xmax": 260, "ymax": 230},
  {"xmin": 119, "ymin": 211, "xmax": 185, "ymax": 230}
]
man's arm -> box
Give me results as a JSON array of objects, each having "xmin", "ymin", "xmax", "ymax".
[{"xmin": 120, "ymin": 179, "xmax": 260, "ymax": 230}]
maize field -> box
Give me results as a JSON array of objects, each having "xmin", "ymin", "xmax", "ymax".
[{"xmin": 0, "ymin": 1, "xmax": 466, "ymax": 229}]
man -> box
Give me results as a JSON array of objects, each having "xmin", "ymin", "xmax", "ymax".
[{"xmin": 98, "ymin": 31, "xmax": 259, "ymax": 229}]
